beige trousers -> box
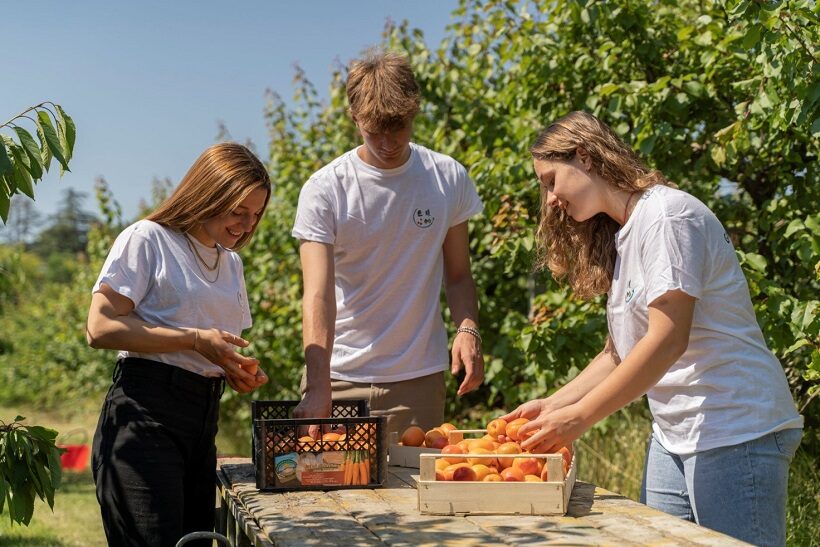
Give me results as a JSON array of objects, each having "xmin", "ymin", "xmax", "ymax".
[{"xmin": 301, "ymin": 369, "xmax": 446, "ymax": 435}]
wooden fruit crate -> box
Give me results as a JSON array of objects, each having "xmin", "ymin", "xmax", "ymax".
[
  {"xmin": 415, "ymin": 449, "xmax": 577, "ymax": 515},
  {"xmin": 387, "ymin": 429, "xmax": 486, "ymax": 468}
]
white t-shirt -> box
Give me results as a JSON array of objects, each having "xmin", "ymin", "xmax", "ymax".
[
  {"xmin": 93, "ymin": 220, "xmax": 252, "ymax": 377},
  {"xmin": 608, "ymin": 185, "xmax": 802, "ymax": 454},
  {"xmin": 292, "ymin": 143, "xmax": 484, "ymax": 382}
]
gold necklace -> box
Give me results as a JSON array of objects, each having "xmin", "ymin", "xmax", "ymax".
[{"xmin": 184, "ymin": 233, "xmax": 221, "ymax": 283}]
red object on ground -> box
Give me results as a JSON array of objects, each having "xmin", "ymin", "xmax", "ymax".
[{"xmin": 59, "ymin": 444, "xmax": 90, "ymax": 471}]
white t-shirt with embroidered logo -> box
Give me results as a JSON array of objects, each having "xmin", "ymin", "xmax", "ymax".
[
  {"xmin": 608, "ymin": 185, "xmax": 802, "ymax": 454},
  {"xmin": 93, "ymin": 220, "xmax": 252, "ymax": 377},
  {"xmin": 292, "ymin": 143, "xmax": 484, "ymax": 383}
]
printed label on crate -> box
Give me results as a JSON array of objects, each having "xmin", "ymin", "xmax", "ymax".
[
  {"xmin": 274, "ymin": 453, "xmax": 299, "ymax": 485},
  {"xmin": 296, "ymin": 451, "xmax": 346, "ymax": 486}
]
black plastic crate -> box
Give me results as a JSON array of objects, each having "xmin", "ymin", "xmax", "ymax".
[{"xmin": 252, "ymin": 400, "xmax": 387, "ymax": 491}]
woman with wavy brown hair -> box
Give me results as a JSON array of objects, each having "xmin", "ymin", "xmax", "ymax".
[
  {"xmin": 502, "ymin": 111, "xmax": 802, "ymax": 546},
  {"xmin": 86, "ymin": 142, "xmax": 271, "ymax": 546}
]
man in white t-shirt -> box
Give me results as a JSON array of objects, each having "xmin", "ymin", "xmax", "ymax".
[{"xmin": 291, "ymin": 50, "xmax": 484, "ymax": 434}]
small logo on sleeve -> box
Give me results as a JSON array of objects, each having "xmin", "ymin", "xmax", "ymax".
[{"xmin": 413, "ymin": 208, "xmax": 435, "ymax": 228}]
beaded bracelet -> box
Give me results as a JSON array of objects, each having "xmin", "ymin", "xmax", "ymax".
[{"xmin": 456, "ymin": 326, "xmax": 482, "ymax": 345}]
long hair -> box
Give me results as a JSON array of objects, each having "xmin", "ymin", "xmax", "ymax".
[
  {"xmin": 146, "ymin": 142, "xmax": 271, "ymax": 250},
  {"xmin": 529, "ymin": 111, "xmax": 673, "ymax": 298},
  {"xmin": 346, "ymin": 49, "xmax": 420, "ymax": 131}
]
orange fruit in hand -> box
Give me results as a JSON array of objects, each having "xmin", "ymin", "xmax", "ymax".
[
  {"xmin": 400, "ymin": 425, "xmax": 425, "ymax": 447},
  {"xmin": 505, "ymin": 418, "xmax": 530, "ymax": 442}
]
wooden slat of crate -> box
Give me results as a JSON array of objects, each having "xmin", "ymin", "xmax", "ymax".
[
  {"xmin": 416, "ymin": 452, "xmax": 576, "ymax": 516},
  {"xmin": 387, "ymin": 429, "xmax": 488, "ymax": 468}
]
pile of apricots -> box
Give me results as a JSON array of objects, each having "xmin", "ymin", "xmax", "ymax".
[{"xmin": 400, "ymin": 418, "xmax": 572, "ymax": 482}]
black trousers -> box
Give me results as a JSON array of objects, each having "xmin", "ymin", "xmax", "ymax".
[{"xmin": 92, "ymin": 358, "xmax": 224, "ymax": 547}]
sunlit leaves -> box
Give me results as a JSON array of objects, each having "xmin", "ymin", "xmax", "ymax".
[
  {"xmin": 0, "ymin": 103, "xmax": 76, "ymax": 222},
  {"xmin": 0, "ymin": 418, "xmax": 63, "ymax": 526}
]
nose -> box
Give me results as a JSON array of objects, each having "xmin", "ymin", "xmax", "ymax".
[
  {"xmin": 240, "ymin": 213, "xmax": 254, "ymax": 231},
  {"xmin": 546, "ymin": 190, "xmax": 559, "ymax": 207}
]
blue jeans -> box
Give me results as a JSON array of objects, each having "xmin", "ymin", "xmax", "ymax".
[{"xmin": 641, "ymin": 428, "xmax": 802, "ymax": 546}]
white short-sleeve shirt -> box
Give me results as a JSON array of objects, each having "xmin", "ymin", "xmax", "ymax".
[
  {"xmin": 608, "ymin": 185, "xmax": 802, "ymax": 454},
  {"xmin": 292, "ymin": 143, "xmax": 483, "ymax": 382},
  {"xmin": 93, "ymin": 220, "xmax": 252, "ymax": 377}
]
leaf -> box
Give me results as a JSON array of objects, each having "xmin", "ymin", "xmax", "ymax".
[
  {"xmin": 0, "ymin": 194, "xmax": 10, "ymax": 223},
  {"xmin": 742, "ymin": 252, "xmax": 767, "ymax": 272},
  {"xmin": 783, "ymin": 219, "xmax": 804, "ymax": 238},
  {"xmin": 9, "ymin": 145, "xmax": 35, "ymax": 199},
  {"xmin": 36, "ymin": 110, "xmax": 70, "ymax": 172},
  {"xmin": 0, "ymin": 142, "xmax": 12, "ymax": 177},
  {"xmin": 55, "ymin": 104, "xmax": 76, "ymax": 162},
  {"xmin": 599, "ymin": 83, "xmax": 619, "ymax": 96},
  {"xmin": 12, "ymin": 127, "xmax": 43, "ymax": 180},
  {"xmin": 742, "ymin": 24, "xmax": 761, "ymax": 49},
  {"xmin": 639, "ymin": 134, "xmax": 657, "ymax": 155},
  {"xmin": 36, "ymin": 121, "xmax": 53, "ymax": 172},
  {"xmin": 811, "ymin": 117, "xmax": 820, "ymax": 137}
]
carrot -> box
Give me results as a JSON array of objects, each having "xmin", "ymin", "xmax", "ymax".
[
  {"xmin": 359, "ymin": 451, "xmax": 368, "ymax": 485},
  {"xmin": 363, "ymin": 455, "xmax": 370, "ymax": 485},
  {"xmin": 343, "ymin": 452, "xmax": 352, "ymax": 485}
]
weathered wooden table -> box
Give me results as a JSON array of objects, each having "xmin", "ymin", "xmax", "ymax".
[{"xmin": 215, "ymin": 457, "xmax": 748, "ymax": 546}]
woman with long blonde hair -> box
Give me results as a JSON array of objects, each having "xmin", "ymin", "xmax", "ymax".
[
  {"xmin": 503, "ymin": 111, "xmax": 802, "ymax": 546},
  {"xmin": 87, "ymin": 142, "xmax": 270, "ymax": 546}
]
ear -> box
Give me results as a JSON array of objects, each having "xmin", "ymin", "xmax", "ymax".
[{"xmin": 575, "ymin": 147, "xmax": 592, "ymax": 171}]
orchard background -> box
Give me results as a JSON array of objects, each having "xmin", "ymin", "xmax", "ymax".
[{"xmin": 1, "ymin": 0, "xmax": 817, "ymax": 543}]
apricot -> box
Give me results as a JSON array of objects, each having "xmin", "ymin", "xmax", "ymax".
[
  {"xmin": 443, "ymin": 463, "xmax": 471, "ymax": 481},
  {"xmin": 400, "ymin": 425, "xmax": 425, "ymax": 447},
  {"xmin": 505, "ymin": 418, "xmax": 530, "ymax": 442},
  {"xmin": 466, "ymin": 447, "xmax": 498, "ymax": 468},
  {"xmin": 524, "ymin": 474, "xmax": 543, "ymax": 482},
  {"xmin": 558, "ymin": 446, "xmax": 573, "ymax": 473},
  {"xmin": 452, "ymin": 465, "xmax": 478, "ymax": 481},
  {"xmin": 540, "ymin": 465, "xmax": 550, "ymax": 482},
  {"xmin": 512, "ymin": 457, "xmax": 542, "ymax": 476},
  {"xmin": 435, "ymin": 470, "xmax": 447, "ymax": 481},
  {"xmin": 470, "ymin": 464, "xmax": 492, "ymax": 481},
  {"xmin": 427, "ymin": 435, "xmax": 448, "ymax": 449},
  {"xmin": 486, "ymin": 418, "xmax": 507, "ymax": 439},
  {"xmin": 496, "ymin": 441, "xmax": 522, "ymax": 469},
  {"xmin": 441, "ymin": 444, "xmax": 466, "ymax": 464},
  {"xmin": 322, "ymin": 432, "xmax": 342, "ymax": 442},
  {"xmin": 483, "ymin": 473, "xmax": 503, "ymax": 482},
  {"xmin": 500, "ymin": 467, "xmax": 525, "ymax": 481},
  {"xmin": 424, "ymin": 428, "xmax": 447, "ymax": 448},
  {"xmin": 435, "ymin": 458, "xmax": 451, "ymax": 472},
  {"xmin": 470, "ymin": 439, "xmax": 495, "ymax": 451},
  {"xmin": 439, "ymin": 422, "xmax": 457, "ymax": 433}
]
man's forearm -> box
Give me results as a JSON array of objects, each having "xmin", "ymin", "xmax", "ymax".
[{"xmin": 445, "ymin": 276, "xmax": 479, "ymax": 328}]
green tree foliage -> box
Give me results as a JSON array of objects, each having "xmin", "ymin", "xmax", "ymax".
[
  {"xmin": 243, "ymin": 0, "xmax": 818, "ymax": 443},
  {"xmin": 0, "ymin": 103, "xmax": 76, "ymax": 223},
  {"xmin": 0, "ymin": 417, "xmax": 63, "ymax": 527}
]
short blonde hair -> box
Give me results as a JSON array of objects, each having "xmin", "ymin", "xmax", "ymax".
[
  {"xmin": 530, "ymin": 111, "xmax": 673, "ymax": 298},
  {"xmin": 146, "ymin": 142, "xmax": 271, "ymax": 250},
  {"xmin": 347, "ymin": 50, "xmax": 420, "ymax": 132}
]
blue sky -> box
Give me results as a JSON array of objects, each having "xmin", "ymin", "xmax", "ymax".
[{"xmin": 3, "ymin": 0, "xmax": 460, "ymax": 224}]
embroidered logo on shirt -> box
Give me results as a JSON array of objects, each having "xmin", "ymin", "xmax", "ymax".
[
  {"xmin": 625, "ymin": 280, "xmax": 637, "ymax": 304},
  {"xmin": 413, "ymin": 208, "xmax": 435, "ymax": 228},
  {"xmin": 723, "ymin": 232, "xmax": 731, "ymax": 244}
]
